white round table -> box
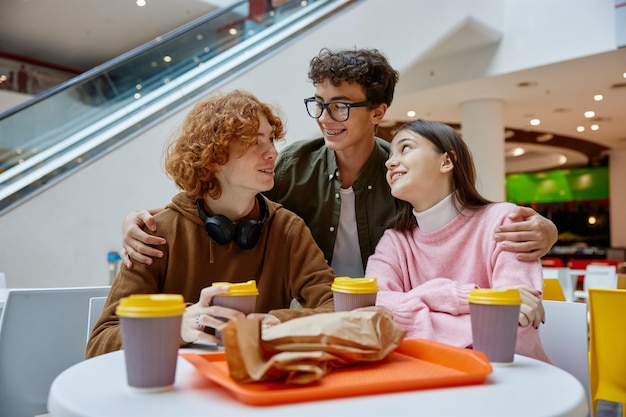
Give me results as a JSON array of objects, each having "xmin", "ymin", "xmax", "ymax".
[{"xmin": 48, "ymin": 347, "xmax": 588, "ymax": 417}]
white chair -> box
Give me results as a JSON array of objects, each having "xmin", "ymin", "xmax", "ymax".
[
  {"xmin": 86, "ymin": 296, "xmax": 107, "ymax": 344},
  {"xmin": 542, "ymin": 267, "xmax": 576, "ymax": 302},
  {"xmin": 0, "ymin": 286, "xmax": 110, "ymax": 417},
  {"xmin": 582, "ymin": 265, "xmax": 618, "ymax": 300},
  {"xmin": 539, "ymin": 300, "xmax": 591, "ymax": 414}
]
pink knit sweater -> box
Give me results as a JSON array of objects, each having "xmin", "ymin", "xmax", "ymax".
[{"xmin": 366, "ymin": 202, "xmax": 550, "ymax": 362}]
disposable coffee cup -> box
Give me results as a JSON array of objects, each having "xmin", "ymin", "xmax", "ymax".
[
  {"xmin": 331, "ymin": 277, "xmax": 378, "ymax": 312},
  {"xmin": 116, "ymin": 294, "xmax": 186, "ymax": 392},
  {"xmin": 468, "ymin": 288, "xmax": 522, "ymax": 366},
  {"xmin": 211, "ymin": 280, "xmax": 259, "ymax": 312},
  {"xmin": 211, "ymin": 280, "xmax": 259, "ymax": 344}
]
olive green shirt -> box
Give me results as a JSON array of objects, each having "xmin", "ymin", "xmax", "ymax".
[{"xmin": 265, "ymin": 137, "xmax": 397, "ymax": 271}]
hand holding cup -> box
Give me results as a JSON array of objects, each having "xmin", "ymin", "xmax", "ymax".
[{"xmin": 210, "ymin": 280, "xmax": 259, "ymax": 344}]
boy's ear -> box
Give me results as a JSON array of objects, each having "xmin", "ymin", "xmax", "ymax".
[{"xmin": 371, "ymin": 103, "xmax": 387, "ymax": 123}]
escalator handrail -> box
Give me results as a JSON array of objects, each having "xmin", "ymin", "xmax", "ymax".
[{"xmin": 0, "ymin": 0, "xmax": 248, "ymax": 120}]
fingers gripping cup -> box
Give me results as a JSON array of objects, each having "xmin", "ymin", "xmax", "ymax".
[
  {"xmin": 211, "ymin": 280, "xmax": 259, "ymax": 344},
  {"xmin": 468, "ymin": 288, "xmax": 522, "ymax": 366},
  {"xmin": 116, "ymin": 294, "xmax": 186, "ymax": 392},
  {"xmin": 211, "ymin": 280, "xmax": 259, "ymax": 313},
  {"xmin": 331, "ymin": 277, "xmax": 378, "ymax": 312}
]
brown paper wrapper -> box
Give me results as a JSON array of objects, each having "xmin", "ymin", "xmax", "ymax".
[{"xmin": 222, "ymin": 308, "xmax": 406, "ymax": 384}]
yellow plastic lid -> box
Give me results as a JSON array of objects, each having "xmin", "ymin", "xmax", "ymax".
[
  {"xmin": 468, "ymin": 288, "xmax": 522, "ymax": 305},
  {"xmin": 211, "ymin": 280, "xmax": 259, "ymax": 296},
  {"xmin": 331, "ymin": 277, "xmax": 379, "ymax": 294},
  {"xmin": 115, "ymin": 294, "xmax": 186, "ymax": 318}
]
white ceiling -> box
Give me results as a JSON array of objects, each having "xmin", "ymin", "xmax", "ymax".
[
  {"xmin": 0, "ymin": 0, "xmax": 228, "ymax": 71},
  {"xmin": 386, "ymin": 47, "xmax": 626, "ymax": 173},
  {"xmin": 1, "ymin": 0, "xmax": 625, "ymax": 173}
]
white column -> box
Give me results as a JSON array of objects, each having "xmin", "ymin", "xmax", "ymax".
[
  {"xmin": 460, "ymin": 99, "xmax": 505, "ymax": 201},
  {"xmin": 609, "ymin": 149, "xmax": 626, "ymax": 248}
]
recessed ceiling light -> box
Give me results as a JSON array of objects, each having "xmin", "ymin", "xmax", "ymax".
[
  {"xmin": 623, "ymin": 72, "xmax": 626, "ymax": 79},
  {"xmin": 512, "ymin": 147, "xmax": 525, "ymax": 156},
  {"xmin": 136, "ymin": 0, "xmax": 146, "ymax": 6},
  {"xmin": 576, "ymin": 126, "xmax": 585, "ymax": 132},
  {"xmin": 530, "ymin": 119, "xmax": 541, "ymax": 126},
  {"xmin": 229, "ymin": 28, "xmax": 238, "ymax": 35},
  {"xmin": 407, "ymin": 110, "xmax": 416, "ymax": 118},
  {"xmin": 591, "ymin": 124, "xmax": 599, "ymax": 131},
  {"xmin": 163, "ymin": 56, "xmax": 172, "ymax": 63},
  {"xmin": 593, "ymin": 94, "xmax": 603, "ymax": 101},
  {"xmin": 584, "ymin": 111, "xmax": 595, "ymax": 118}
]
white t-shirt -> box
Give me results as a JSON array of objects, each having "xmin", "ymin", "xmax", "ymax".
[{"xmin": 331, "ymin": 187, "xmax": 364, "ymax": 277}]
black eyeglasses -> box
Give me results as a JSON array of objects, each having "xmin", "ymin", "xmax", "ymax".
[{"xmin": 303, "ymin": 97, "xmax": 372, "ymax": 122}]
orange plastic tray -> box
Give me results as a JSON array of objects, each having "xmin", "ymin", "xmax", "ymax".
[{"xmin": 180, "ymin": 338, "xmax": 493, "ymax": 406}]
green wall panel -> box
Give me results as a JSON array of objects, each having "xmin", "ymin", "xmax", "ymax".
[{"xmin": 506, "ymin": 167, "xmax": 609, "ymax": 204}]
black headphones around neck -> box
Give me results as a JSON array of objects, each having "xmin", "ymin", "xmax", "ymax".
[{"xmin": 195, "ymin": 194, "xmax": 268, "ymax": 249}]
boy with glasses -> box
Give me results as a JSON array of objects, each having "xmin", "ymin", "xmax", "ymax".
[{"xmin": 121, "ymin": 48, "xmax": 557, "ymax": 282}]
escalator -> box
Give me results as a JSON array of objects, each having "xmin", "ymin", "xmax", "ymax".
[{"xmin": 0, "ymin": 0, "xmax": 356, "ymax": 215}]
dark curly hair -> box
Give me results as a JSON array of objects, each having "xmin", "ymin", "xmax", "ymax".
[
  {"xmin": 164, "ymin": 90, "xmax": 285, "ymax": 199},
  {"xmin": 387, "ymin": 119, "xmax": 493, "ymax": 231},
  {"xmin": 308, "ymin": 48, "xmax": 399, "ymax": 107}
]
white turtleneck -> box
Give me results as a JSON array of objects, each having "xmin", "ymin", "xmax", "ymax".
[{"xmin": 412, "ymin": 192, "xmax": 463, "ymax": 233}]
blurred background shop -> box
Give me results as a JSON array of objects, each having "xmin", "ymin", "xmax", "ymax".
[{"xmin": 0, "ymin": 0, "xmax": 625, "ymax": 287}]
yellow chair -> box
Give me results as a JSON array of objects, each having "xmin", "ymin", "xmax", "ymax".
[
  {"xmin": 542, "ymin": 278, "xmax": 566, "ymax": 301},
  {"xmin": 588, "ymin": 288, "xmax": 626, "ymax": 417},
  {"xmin": 543, "ymin": 267, "xmax": 576, "ymax": 301}
]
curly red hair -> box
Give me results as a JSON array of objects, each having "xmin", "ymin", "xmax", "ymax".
[{"xmin": 164, "ymin": 90, "xmax": 285, "ymax": 199}]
